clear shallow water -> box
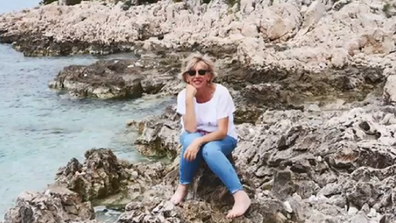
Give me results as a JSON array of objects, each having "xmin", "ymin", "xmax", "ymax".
[
  {"xmin": 0, "ymin": 45, "xmax": 174, "ymax": 218},
  {"xmin": 0, "ymin": 1, "xmax": 174, "ymax": 218}
]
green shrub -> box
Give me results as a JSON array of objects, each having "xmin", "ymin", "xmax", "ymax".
[
  {"xmin": 383, "ymin": 3, "xmax": 393, "ymax": 18},
  {"xmin": 41, "ymin": 0, "xmax": 239, "ymax": 8},
  {"xmin": 121, "ymin": 0, "xmax": 132, "ymax": 10},
  {"xmin": 40, "ymin": 0, "xmax": 58, "ymax": 5},
  {"xmin": 41, "ymin": 0, "xmax": 160, "ymax": 6},
  {"xmin": 198, "ymin": 0, "xmax": 240, "ymax": 10},
  {"xmin": 66, "ymin": 0, "xmax": 83, "ymax": 5},
  {"xmin": 138, "ymin": 0, "xmax": 159, "ymax": 3},
  {"xmin": 227, "ymin": 0, "xmax": 240, "ymax": 11}
]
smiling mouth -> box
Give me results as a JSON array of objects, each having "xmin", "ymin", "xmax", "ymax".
[{"xmin": 192, "ymin": 80, "xmax": 203, "ymax": 84}]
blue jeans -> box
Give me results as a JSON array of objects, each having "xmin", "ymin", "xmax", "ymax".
[{"xmin": 179, "ymin": 131, "xmax": 243, "ymax": 194}]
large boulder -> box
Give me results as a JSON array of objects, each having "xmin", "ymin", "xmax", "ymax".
[
  {"xmin": 49, "ymin": 59, "xmax": 144, "ymax": 99},
  {"xmin": 3, "ymin": 185, "xmax": 95, "ymax": 223},
  {"xmin": 126, "ymin": 104, "xmax": 181, "ymax": 158},
  {"xmin": 54, "ymin": 148, "xmax": 129, "ymax": 201},
  {"xmin": 48, "ymin": 56, "xmax": 183, "ymax": 99}
]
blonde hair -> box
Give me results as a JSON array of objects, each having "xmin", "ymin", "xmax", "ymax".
[{"xmin": 178, "ymin": 52, "xmax": 218, "ymax": 83}]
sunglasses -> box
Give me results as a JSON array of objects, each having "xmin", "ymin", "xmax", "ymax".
[{"xmin": 185, "ymin": 69, "xmax": 208, "ymax": 76}]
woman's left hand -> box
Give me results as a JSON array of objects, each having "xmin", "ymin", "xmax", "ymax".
[{"xmin": 184, "ymin": 139, "xmax": 202, "ymax": 161}]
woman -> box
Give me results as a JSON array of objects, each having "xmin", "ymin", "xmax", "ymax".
[{"xmin": 170, "ymin": 53, "xmax": 251, "ymax": 219}]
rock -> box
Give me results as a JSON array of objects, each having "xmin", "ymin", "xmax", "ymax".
[
  {"xmin": 305, "ymin": 103, "xmax": 321, "ymax": 112},
  {"xmin": 127, "ymin": 104, "xmax": 181, "ymax": 158},
  {"xmin": 48, "ymin": 57, "xmax": 181, "ymax": 99},
  {"xmin": 63, "ymin": 0, "xmax": 82, "ymax": 6},
  {"xmin": 347, "ymin": 182, "xmax": 380, "ymax": 209},
  {"xmin": 383, "ymin": 75, "xmax": 396, "ymax": 105},
  {"xmin": 225, "ymin": 63, "xmax": 384, "ymax": 110},
  {"xmin": 349, "ymin": 212, "xmax": 369, "ymax": 223},
  {"xmin": 233, "ymin": 102, "xmax": 264, "ymax": 124},
  {"xmin": 54, "ymin": 148, "xmax": 128, "ymax": 201},
  {"xmin": 48, "ymin": 59, "xmax": 143, "ymax": 99},
  {"xmin": 296, "ymin": 0, "xmax": 326, "ymax": 38},
  {"xmin": 272, "ymin": 170, "xmax": 295, "ymax": 200},
  {"xmin": 3, "ymin": 186, "xmax": 95, "ymax": 223}
]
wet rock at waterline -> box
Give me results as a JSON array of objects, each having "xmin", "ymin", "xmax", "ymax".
[
  {"xmin": 48, "ymin": 53, "xmax": 385, "ymax": 119},
  {"xmin": 48, "ymin": 56, "xmax": 182, "ymax": 99},
  {"xmin": 5, "ymin": 97, "xmax": 396, "ymax": 222}
]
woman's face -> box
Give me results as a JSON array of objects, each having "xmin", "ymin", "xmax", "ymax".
[{"xmin": 184, "ymin": 61, "xmax": 211, "ymax": 90}]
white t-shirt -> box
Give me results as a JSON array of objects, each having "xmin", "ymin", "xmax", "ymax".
[{"xmin": 176, "ymin": 83, "xmax": 238, "ymax": 140}]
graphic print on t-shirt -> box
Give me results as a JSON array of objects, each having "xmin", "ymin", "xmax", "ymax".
[{"xmin": 195, "ymin": 104, "xmax": 218, "ymax": 133}]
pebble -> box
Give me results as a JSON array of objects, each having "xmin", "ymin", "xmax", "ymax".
[{"xmin": 283, "ymin": 201, "xmax": 293, "ymax": 213}]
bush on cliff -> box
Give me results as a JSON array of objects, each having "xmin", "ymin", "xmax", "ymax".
[
  {"xmin": 40, "ymin": 0, "xmax": 240, "ymax": 8},
  {"xmin": 120, "ymin": 0, "xmax": 160, "ymax": 10},
  {"xmin": 198, "ymin": 0, "xmax": 241, "ymax": 7},
  {"xmin": 40, "ymin": 0, "xmax": 57, "ymax": 4},
  {"xmin": 41, "ymin": 0, "xmax": 85, "ymax": 5}
]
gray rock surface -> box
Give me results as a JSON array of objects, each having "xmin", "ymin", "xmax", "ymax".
[
  {"xmin": 54, "ymin": 148, "xmax": 129, "ymax": 201},
  {"xmin": 48, "ymin": 56, "xmax": 183, "ymax": 99},
  {"xmin": 3, "ymin": 185, "xmax": 95, "ymax": 223},
  {"xmin": 124, "ymin": 95, "xmax": 396, "ymax": 223}
]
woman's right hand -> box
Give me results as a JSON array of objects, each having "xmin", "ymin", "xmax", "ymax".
[{"xmin": 186, "ymin": 84, "xmax": 197, "ymax": 99}]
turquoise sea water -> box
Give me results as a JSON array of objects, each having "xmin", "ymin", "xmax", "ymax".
[{"xmin": 0, "ymin": 0, "xmax": 173, "ymax": 219}]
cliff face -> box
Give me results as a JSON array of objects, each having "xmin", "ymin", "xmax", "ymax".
[
  {"xmin": 42, "ymin": 0, "xmax": 159, "ymax": 6},
  {"xmin": 0, "ymin": 0, "xmax": 395, "ymax": 73}
]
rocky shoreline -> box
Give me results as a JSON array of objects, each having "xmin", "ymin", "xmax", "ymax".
[
  {"xmin": 4, "ymin": 52, "xmax": 396, "ymax": 222},
  {"xmin": 2, "ymin": 0, "xmax": 396, "ymax": 222},
  {"xmin": 5, "ymin": 94, "xmax": 396, "ymax": 222}
]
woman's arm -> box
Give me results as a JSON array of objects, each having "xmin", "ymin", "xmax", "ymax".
[
  {"xmin": 197, "ymin": 117, "xmax": 228, "ymax": 144},
  {"xmin": 183, "ymin": 96, "xmax": 197, "ymax": 133},
  {"xmin": 176, "ymin": 87, "xmax": 197, "ymax": 133}
]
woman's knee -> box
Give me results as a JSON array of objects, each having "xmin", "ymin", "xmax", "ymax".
[
  {"xmin": 180, "ymin": 132, "xmax": 202, "ymax": 147},
  {"xmin": 201, "ymin": 142, "xmax": 221, "ymax": 160}
]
